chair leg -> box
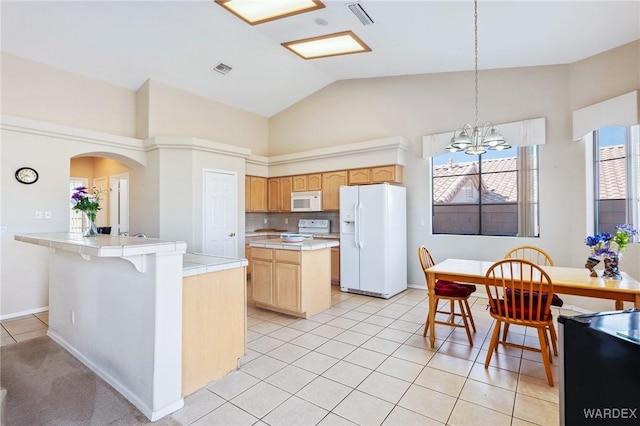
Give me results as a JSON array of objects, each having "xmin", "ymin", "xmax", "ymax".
[
  {"xmin": 423, "ymin": 296, "xmax": 439, "ymax": 337},
  {"xmin": 537, "ymin": 327, "xmax": 554, "ymax": 386},
  {"xmin": 458, "ymin": 300, "xmax": 473, "ymax": 346},
  {"xmin": 423, "ymin": 311, "xmax": 430, "ymax": 337},
  {"xmin": 448, "ymin": 300, "xmax": 455, "ymax": 323},
  {"xmin": 548, "ymin": 323, "xmax": 559, "ymax": 356},
  {"xmin": 484, "ymin": 321, "xmax": 502, "ymax": 368},
  {"xmin": 502, "ymin": 323, "xmax": 510, "ymax": 341},
  {"xmin": 463, "ymin": 299, "xmax": 476, "ymax": 332}
]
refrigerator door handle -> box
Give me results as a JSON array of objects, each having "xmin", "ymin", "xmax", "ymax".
[{"xmin": 355, "ymin": 201, "xmax": 362, "ymax": 248}]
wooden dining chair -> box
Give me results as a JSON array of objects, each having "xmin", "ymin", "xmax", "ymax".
[
  {"xmin": 484, "ymin": 258, "xmax": 555, "ymax": 386},
  {"xmin": 504, "ymin": 245, "xmax": 563, "ymax": 355},
  {"xmin": 418, "ymin": 246, "xmax": 477, "ymax": 346}
]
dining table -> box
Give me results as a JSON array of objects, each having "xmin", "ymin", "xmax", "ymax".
[{"xmin": 424, "ymin": 258, "xmax": 640, "ymax": 348}]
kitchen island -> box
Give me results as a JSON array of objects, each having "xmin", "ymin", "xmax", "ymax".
[
  {"xmin": 249, "ymin": 238, "xmax": 339, "ymax": 318},
  {"xmin": 14, "ymin": 233, "xmax": 248, "ymax": 421}
]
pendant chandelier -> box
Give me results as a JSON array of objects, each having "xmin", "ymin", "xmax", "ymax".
[{"xmin": 446, "ymin": 0, "xmax": 510, "ymax": 155}]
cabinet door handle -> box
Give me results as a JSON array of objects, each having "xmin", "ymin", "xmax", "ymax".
[{"xmin": 228, "ymin": 232, "xmax": 236, "ymax": 237}]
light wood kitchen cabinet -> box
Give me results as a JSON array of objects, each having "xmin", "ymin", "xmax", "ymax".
[
  {"xmin": 182, "ymin": 267, "xmax": 246, "ymax": 397},
  {"xmin": 250, "ymin": 247, "xmax": 273, "ymax": 305},
  {"xmin": 245, "ymin": 176, "xmax": 251, "ymax": 210},
  {"xmin": 322, "ymin": 170, "xmax": 347, "ymax": 211},
  {"xmin": 249, "ymin": 246, "xmax": 331, "ymax": 318},
  {"xmin": 268, "ymin": 176, "xmax": 293, "ymax": 212},
  {"xmin": 246, "ymin": 176, "xmax": 267, "ymax": 212},
  {"xmin": 267, "ymin": 178, "xmax": 280, "ymax": 212},
  {"xmin": 245, "ymin": 244, "xmax": 251, "ymax": 278},
  {"xmin": 331, "ymin": 246, "xmax": 340, "ymax": 285},
  {"xmin": 280, "ymin": 177, "xmax": 292, "ymax": 212},
  {"xmin": 274, "ymin": 250, "xmax": 301, "ymax": 311},
  {"xmin": 348, "ymin": 168, "xmax": 371, "ymax": 185},
  {"xmin": 348, "ymin": 165, "xmax": 403, "ymax": 185},
  {"xmin": 292, "ymin": 173, "xmax": 322, "ymax": 192},
  {"xmin": 371, "ymin": 165, "xmax": 403, "ymax": 184}
]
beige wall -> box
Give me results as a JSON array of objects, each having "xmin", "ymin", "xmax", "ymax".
[
  {"xmin": 569, "ymin": 40, "xmax": 640, "ymax": 111},
  {"xmin": 145, "ymin": 80, "xmax": 269, "ymax": 155},
  {"xmin": 269, "ymin": 44, "xmax": 639, "ymax": 312},
  {"xmin": 1, "ymin": 53, "xmax": 137, "ymax": 137}
]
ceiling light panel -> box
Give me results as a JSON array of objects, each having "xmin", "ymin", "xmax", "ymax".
[
  {"xmin": 215, "ymin": 0, "xmax": 325, "ymax": 25},
  {"xmin": 282, "ymin": 31, "xmax": 372, "ymax": 60}
]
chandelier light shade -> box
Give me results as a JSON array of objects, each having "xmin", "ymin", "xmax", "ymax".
[{"xmin": 446, "ymin": 0, "xmax": 510, "ymax": 155}]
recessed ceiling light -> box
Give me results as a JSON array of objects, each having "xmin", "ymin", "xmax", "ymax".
[
  {"xmin": 215, "ymin": 0, "xmax": 325, "ymax": 26},
  {"xmin": 282, "ymin": 30, "xmax": 371, "ymax": 60}
]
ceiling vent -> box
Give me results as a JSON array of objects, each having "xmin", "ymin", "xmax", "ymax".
[
  {"xmin": 347, "ymin": 2, "xmax": 374, "ymax": 26},
  {"xmin": 213, "ymin": 62, "xmax": 233, "ymax": 75}
]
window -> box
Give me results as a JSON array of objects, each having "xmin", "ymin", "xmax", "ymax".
[
  {"xmin": 70, "ymin": 178, "xmax": 87, "ymax": 233},
  {"xmin": 593, "ymin": 125, "xmax": 640, "ymax": 234},
  {"xmin": 432, "ymin": 145, "xmax": 539, "ymax": 237}
]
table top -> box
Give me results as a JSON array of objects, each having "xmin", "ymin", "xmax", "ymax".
[{"xmin": 427, "ymin": 258, "xmax": 640, "ymax": 295}]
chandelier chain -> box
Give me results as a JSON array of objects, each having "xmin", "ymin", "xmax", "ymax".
[
  {"xmin": 444, "ymin": 0, "xmax": 509, "ymax": 155},
  {"xmin": 474, "ymin": 0, "xmax": 478, "ymax": 127}
]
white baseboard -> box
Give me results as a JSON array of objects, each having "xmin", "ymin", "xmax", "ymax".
[{"xmin": 0, "ymin": 306, "xmax": 49, "ymax": 321}]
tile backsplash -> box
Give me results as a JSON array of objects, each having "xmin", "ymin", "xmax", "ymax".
[{"xmin": 246, "ymin": 212, "xmax": 340, "ymax": 233}]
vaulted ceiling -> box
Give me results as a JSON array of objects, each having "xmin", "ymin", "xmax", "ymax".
[{"xmin": 2, "ymin": 1, "xmax": 639, "ymax": 117}]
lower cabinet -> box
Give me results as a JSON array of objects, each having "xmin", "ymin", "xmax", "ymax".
[
  {"xmin": 249, "ymin": 247, "xmax": 331, "ymax": 318},
  {"xmin": 182, "ymin": 267, "xmax": 246, "ymax": 397},
  {"xmin": 251, "ymin": 248, "xmax": 274, "ymax": 305},
  {"xmin": 331, "ymin": 246, "xmax": 340, "ymax": 285}
]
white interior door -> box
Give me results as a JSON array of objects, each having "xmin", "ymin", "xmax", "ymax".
[
  {"xmin": 92, "ymin": 176, "xmax": 108, "ymax": 227},
  {"xmin": 109, "ymin": 173, "xmax": 129, "ymax": 235},
  {"xmin": 204, "ymin": 170, "xmax": 237, "ymax": 257}
]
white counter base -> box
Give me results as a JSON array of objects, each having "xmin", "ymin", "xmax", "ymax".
[{"xmin": 16, "ymin": 233, "xmax": 187, "ymax": 421}]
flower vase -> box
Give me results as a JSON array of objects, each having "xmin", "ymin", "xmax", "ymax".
[
  {"xmin": 602, "ymin": 253, "xmax": 622, "ymax": 280},
  {"xmin": 84, "ymin": 213, "xmax": 98, "ymax": 237}
]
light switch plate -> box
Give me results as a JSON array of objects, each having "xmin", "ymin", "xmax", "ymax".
[
  {"xmin": 35, "ymin": 210, "xmax": 43, "ymax": 219},
  {"xmin": 44, "ymin": 211, "xmax": 52, "ymax": 219}
]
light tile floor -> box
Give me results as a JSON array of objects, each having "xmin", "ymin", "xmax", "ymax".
[
  {"xmin": 169, "ymin": 287, "xmax": 573, "ymax": 426},
  {"xmin": 0, "ymin": 311, "xmax": 48, "ymax": 346},
  {"xmin": 3, "ymin": 289, "xmax": 576, "ymax": 425}
]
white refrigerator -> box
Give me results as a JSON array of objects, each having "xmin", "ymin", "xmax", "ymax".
[{"xmin": 340, "ymin": 183, "xmax": 407, "ymax": 299}]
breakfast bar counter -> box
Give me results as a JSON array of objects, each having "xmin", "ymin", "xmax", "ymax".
[
  {"xmin": 15, "ymin": 232, "xmax": 187, "ymax": 421},
  {"xmin": 249, "ymin": 238, "xmax": 338, "ymax": 318}
]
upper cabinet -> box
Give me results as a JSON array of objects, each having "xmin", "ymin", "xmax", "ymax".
[
  {"xmin": 349, "ymin": 165, "xmax": 403, "ymax": 185},
  {"xmin": 249, "ymin": 165, "xmax": 402, "ymax": 213},
  {"xmin": 246, "ymin": 176, "xmax": 267, "ymax": 212},
  {"xmin": 268, "ymin": 177, "xmax": 292, "ymax": 212},
  {"xmin": 371, "ymin": 165, "xmax": 403, "ymax": 184},
  {"xmin": 348, "ymin": 168, "xmax": 370, "ymax": 185},
  {"xmin": 322, "ymin": 170, "xmax": 347, "ymax": 211},
  {"xmin": 292, "ymin": 173, "xmax": 322, "ymax": 192}
]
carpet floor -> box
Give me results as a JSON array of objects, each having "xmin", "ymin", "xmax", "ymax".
[{"xmin": 0, "ymin": 336, "xmax": 181, "ymax": 425}]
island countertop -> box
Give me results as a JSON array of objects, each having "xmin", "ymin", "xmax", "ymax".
[
  {"xmin": 15, "ymin": 232, "xmax": 187, "ymax": 257},
  {"xmin": 183, "ymin": 253, "xmax": 248, "ymax": 277},
  {"xmin": 248, "ymin": 238, "xmax": 339, "ymax": 251}
]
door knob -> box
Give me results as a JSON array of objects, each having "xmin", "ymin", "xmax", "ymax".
[{"xmin": 228, "ymin": 232, "xmax": 236, "ymax": 237}]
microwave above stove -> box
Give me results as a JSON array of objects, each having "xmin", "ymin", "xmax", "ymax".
[{"xmin": 291, "ymin": 191, "xmax": 322, "ymax": 212}]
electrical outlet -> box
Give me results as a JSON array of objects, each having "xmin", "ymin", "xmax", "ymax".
[
  {"xmin": 263, "ymin": 218, "xmax": 268, "ymax": 224},
  {"xmin": 0, "ymin": 226, "xmax": 6, "ymax": 235},
  {"xmin": 70, "ymin": 310, "xmax": 76, "ymax": 324},
  {"xmin": 35, "ymin": 210, "xmax": 43, "ymax": 219},
  {"xmin": 44, "ymin": 211, "xmax": 52, "ymax": 219},
  {"xmin": 284, "ymin": 218, "xmax": 289, "ymax": 224}
]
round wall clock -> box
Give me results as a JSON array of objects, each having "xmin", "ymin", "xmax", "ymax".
[{"xmin": 15, "ymin": 167, "xmax": 39, "ymax": 184}]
